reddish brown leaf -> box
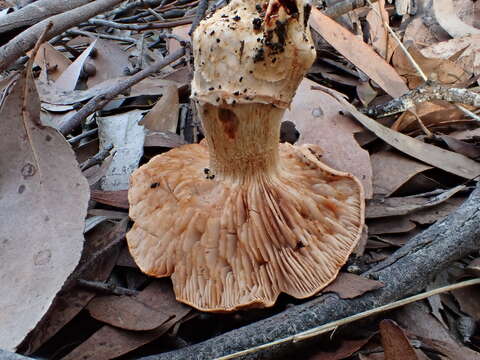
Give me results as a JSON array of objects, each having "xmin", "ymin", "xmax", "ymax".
[
  {"xmin": 452, "ymin": 286, "xmax": 480, "ymax": 321},
  {"xmin": 86, "ymin": 282, "xmax": 175, "ymax": 331},
  {"xmin": 396, "ymin": 303, "xmax": 480, "ymax": 360},
  {"xmin": 379, "ymin": 320, "xmax": 419, "ymax": 360},
  {"xmin": 62, "ymin": 280, "xmax": 191, "ymax": 360},
  {"xmin": 322, "ymin": 273, "xmax": 384, "ymax": 299},
  {"xmin": 310, "ymin": 337, "xmax": 372, "ymax": 360}
]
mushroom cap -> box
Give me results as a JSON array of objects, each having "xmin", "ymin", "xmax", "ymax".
[
  {"xmin": 191, "ymin": 0, "xmax": 316, "ymax": 108},
  {"xmin": 127, "ymin": 142, "xmax": 364, "ymax": 312}
]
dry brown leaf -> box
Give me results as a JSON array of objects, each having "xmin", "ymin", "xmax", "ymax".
[
  {"xmin": 86, "ymin": 39, "xmax": 132, "ymax": 88},
  {"xmin": 322, "ymin": 273, "xmax": 384, "ymax": 299},
  {"xmin": 91, "ymin": 190, "xmax": 129, "ymax": 209},
  {"xmin": 396, "ymin": 303, "xmax": 480, "ymax": 360},
  {"xmin": 20, "ymin": 221, "xmax": 126, "ymax": 354},
  {"xmin": 32, "ymin": 43, "xmax": 72, "ymax": 82},
  {"xmin": 328, "ymin": 91, "xmax": 480, "ymax": 179},
  {"xmin": 284, "ymin": 79, "xmax": 373, "ymax": 198},
  {"xmin": 162, "ymin": 65, "xmax": 191, "ymax": 86},
  {"xmin": 38, "ymin": 76, "xmax": 129, "ymax": 105},
  {"xmin": 309, "ymin": 337, "xmax": 373, "ymax": 360},
  {"xmin": 144, "ymin": 130, "xmax": 187, "ymax": 148},
  {"xmin": 366, "ymin": 185, "xmax": 465, "ymax": 218},
  {"xmin": 452, "ymin": 286, "xmax": 480, "ymax": 321},
  {"xmin": 421, "ymin": 35, "xmax": 480, "ymax": 79},
  {"xmin": 370, "ymin": 150, "xmax": 432, "ymax": 197},
  {"xmin": 392, "ymin": 100, "xmax": 466, "ymax": 133},
  {"xmin": 357, "ymin": 80, "xmax": 378, "ymax": 107},
  {"xmin": 368, "ymin": 217, "xmax": 417, "ymax": 235},
  {"xmin": 379, "ymin": 320, "xmax": 419, "ymax": 360},
  {"xmin": 394, "ymin": 45, "xmax": 470, "ymax": 88},
  {"xmin": 55, "ymin": 40, "xmax": 97, "ymax": 91},
  {"xmin": 0, "ymin": 69, "xmax": 89, "ymax": 350},
  {"xmin": 87, "ymin": 282, "xmax": 175, "ymax": 331},
  {"xmin": 403, "ymin": 18, "xmax": 450, "ymax": 49},
  {"xmin": 62, "ymin": 280, "xmax": 191, "ymax": 360},
  {"xmin": 40, "ymin": 108, "xmax": 76, "ymax": 129},
  {"xmin": 365, "ymin": 3, "xmax": 397, "ymax": 62},
  {"xmin": 433, "ymin": 0, "xmax": 480, "ymax": 38},
  {"xmin": 167, "ymin": 24, "xmax": 190, "ymax": 53},
  {"xmin": 309, "ymin": 9, "xmax": 409, "ymax": 98},
  {"xmin": 140, "ymin": 84, "xmax": 179, "ymax": 132},
  {"xmin": 466, "ymin": 258, "xmax": 480, "ymax": 276},
  {"xmin": 392, "ymin": 45, "xmax": 470, "ymax": 88},
  {"xmin": 408, "ymin": 196, "xmax": 465, "ymax": 225},
  {"xmin": 440, "ymin": 135, "xmax": 480, "ymax": 159}
]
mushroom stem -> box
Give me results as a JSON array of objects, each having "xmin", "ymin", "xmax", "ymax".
[{"xmin": 200, "ymin": 103, "xmax": 284, "ymax": 181}]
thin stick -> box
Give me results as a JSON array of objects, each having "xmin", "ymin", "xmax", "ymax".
[
  {"xmin": 189, "ymin": 0, "xmax": 209, "ymax": 35},
  {"xmin": 59, "ymin": 48, "xmax": 185, "ymax": 135},
  {"xmin": 217, "ymin": 278, "xmax": 480, "ymax": 360},
  {"xmin": 0, "ymin": 0, "xmax": 125, "ymax": 73},
  {"xmin": 77, "ymin": 279, "xmax": 139, "ymax": 296}
]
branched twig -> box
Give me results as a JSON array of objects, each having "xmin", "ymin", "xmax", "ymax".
[
  {"xmin": 68, "ymin": 128, "xmax": 98, "ymax": 145},
  {"xmin": 80, "ymin": 144, "xmax": 113, "ymax": 171},
  {"xmin": 0, "ymin": 0, "xmax": 125, "ymax": 73},
  {"xmin": 59, "ymin": 48, "xmax": 186, "ymax": 135},
  {"xmin": 0, "ymin": 0, "xmax": 92, "ymax": 35},
  {"xmin": 364, "ymin": 82, "xmax": 480, "ymax": 118}
]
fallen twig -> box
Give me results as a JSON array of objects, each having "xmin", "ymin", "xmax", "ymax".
[
  {"xmin": 189, "ymin": 0, "xmax": 209, "ymax": 35},
  {"xmin": 66, "ymin": 29, "xmax": 137, "ymax": 43},
  {"xmin": 218, "ymin": 278, "xmax": 480, "ymax": 359},
  {"xmin": 137, "ymin": 183, "xmax": 480, "ymax": 360},
  {"xmin": 59, "ymin": 47, "xmax": 186, "ymax": 135},
  {"xmin": 77, "ymin": 279, "xmax": 139, "ymax": 296},
  {"xmin": 80, "ymin": 144, "xmax": 113, "ymax": 171},
  {"xmin": 364, "ymin": 82, "xmax": 480, "ymax": 118},
  {"xmin": 0, "ymin": 0, "xmax": 125, "ymax": 74},
  {"xmin": 87, "ymin": 17, "xmax": 194, "ymax": 30},
  {"xmin": 0, "ymin": 0, "xmax": 92, "ymax": 35}
]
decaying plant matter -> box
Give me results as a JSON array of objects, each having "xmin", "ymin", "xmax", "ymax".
[{"xmin": 127, "ymin": 0, "xmax": 364, "ymax": 312}]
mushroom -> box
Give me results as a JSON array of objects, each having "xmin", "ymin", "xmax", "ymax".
[{"xmin": 127, "ymin": 0, "xmax": 365, "ymax": 312}]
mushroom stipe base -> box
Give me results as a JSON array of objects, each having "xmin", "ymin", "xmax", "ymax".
[{"xmin": 127, "ymin": 140, "xmax": 364, "ymax": 312}]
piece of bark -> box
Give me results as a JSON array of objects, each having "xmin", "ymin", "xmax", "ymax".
[
  {"xmin": 0, "ymin": 0, "xmax": 125, "ymax": 73},
  {"xmin": 139, "ymin": 183, "xmax": 480, "ymax": 360}
]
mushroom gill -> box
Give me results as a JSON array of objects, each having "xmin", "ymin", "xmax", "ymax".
[{"xmin": 127, "ymin": 0, "xmax": 365, "ymax": 312}]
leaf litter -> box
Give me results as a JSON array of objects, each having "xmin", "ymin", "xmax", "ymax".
[{"xmin": 1, "ymin": 0, "xmax": 480, "ymax": 358}]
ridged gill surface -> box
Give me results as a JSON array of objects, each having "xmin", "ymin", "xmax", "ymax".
[{"xmin": 127, "ymin": 142, "xmax": 364, "ymax": 312}]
